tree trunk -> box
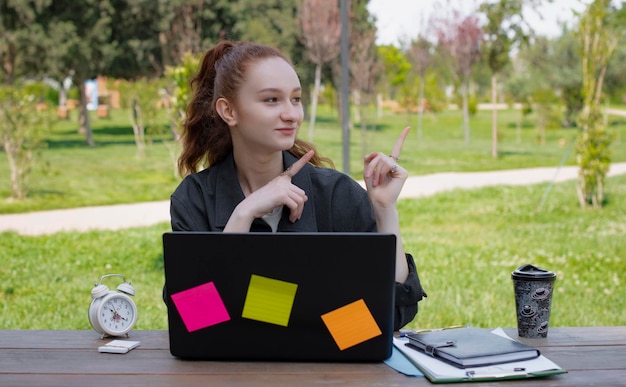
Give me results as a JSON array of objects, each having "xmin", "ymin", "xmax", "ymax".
[
  {"xmin": 462, "ymin": 77, "xmax": 470, "ymax": 144},
  {"xmin": 308, "ymin": 63, "xmax": 322, "ymax": 143},
  {"xmin": 516, "ymin": 113, "xmax": 522, "ymax": 144},
  {"xmin": 353, "ymin": 89, "xmax": 360, "ymax": 123},
  {"xmin": 491, "ymin": 74, "xmax": 498, "ymax": 158},
  {"xmin": 77, "ymin": 79, "xmax": 95, "ymax": 146},
  {"xmin": 417, "ymin": 73, "xmax": 425, "ymax": 140},
  {"xmin": 5, "ymin": 147, "xmax": 24, "ymax": 200},
  {"xmin": 130, "ymin": 99, "xmax": 146, "ymax": 157},
  {"xmin": 360, "ymin": 103, "xmax": 367, "ymax": 160}
]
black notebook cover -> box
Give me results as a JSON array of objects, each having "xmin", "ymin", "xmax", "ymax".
[{"xmin": 406, "ymin": 328, "xmax": 540, "ymax": 368}]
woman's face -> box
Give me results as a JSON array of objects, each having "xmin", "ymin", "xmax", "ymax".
[{"xmin": 228, "ymin": 57, "xmax": 304, "ymax": 154}]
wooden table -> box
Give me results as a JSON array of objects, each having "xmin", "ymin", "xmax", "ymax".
[{"xmin": 1, "ymin": 327, "xmax": 625, "ymax": 386}]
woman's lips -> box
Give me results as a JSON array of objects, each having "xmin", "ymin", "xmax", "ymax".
[{"xmin": 276, "ymin": 128, "xmax": 296, "ymax": 136}]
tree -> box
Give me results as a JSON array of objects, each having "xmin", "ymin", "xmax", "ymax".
[
  {"xmin": 115, "ymin": 77, "xmax": 168, "ymax": 158},
  {"xmin": 433, "ymin": 9, "xmax": 482, "ymax": 143},
  {"xmin": 0, "ymin": 1, "xmax": 36, "ymax": 84},
  {"xmin": 407, "ymin": 35, "xmax": 433, "ymax": 140},
  {"xmin": 232, "ymin": 0, "xmax": 301, "ymax": 53},
  {"xmin": 163, "ymin": 52, "xmax": 200, "ymax": 176},
  {"xmin": 377, "ymin": 45, "xmax": 411, "ymax": 101},
  {"xmin": 0, "ymin": 83, "xmax": 47, "ymax": 200},
  {"xmin": 349, "ymin": 22, "xmax": 377, "ymax": 158},
  {"xmin": 479, "ymin": 0, "xmax": 536, "ymax": 158},
  {"xmin": 503, "ymin": 71, "xmax": 533, "ymax": 144},
  {"xmin": 155, "ymin": 0, "xmax": 237, "ymax": 69},
  {"xmin": 550, "ymin": 31, "xmax": 584, "ymax": 127},
  {"xmin": 603, "ymin": 3, "xmax": 626, "ymax": 104},
  {"xmin": 574, "ymin": 0, "xmax": 618, "ymax": 208},
  {"xmin": 164, "ymin": 52, "xmax": 200, "ymax": 138},
  {"xmin": 30, "ymin": 0, "xmax": 119, "ymax": 147},
  {"xmin": 299, "ymin": 0, "xmax": 341, "ymax": 142}
]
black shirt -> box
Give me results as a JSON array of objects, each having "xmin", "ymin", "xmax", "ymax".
[{"xmin": 169, "ymin": 151, "xmax": 426, "ymax": 330}]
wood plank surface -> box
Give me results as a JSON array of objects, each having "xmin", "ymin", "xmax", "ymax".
[{"xmin": 1, "ymin": 327, "xmax": 624, "ymax": 387}]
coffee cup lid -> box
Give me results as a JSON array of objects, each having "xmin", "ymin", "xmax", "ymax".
[{"xmin": 511, "ymin": 264, "xmax": 556, "ymax": 281}]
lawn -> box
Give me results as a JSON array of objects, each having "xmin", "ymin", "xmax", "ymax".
[
  {"xmin": 1, "ymin": 104, "xmax": 625, "ymax": 330},
  {"xmin": 1, "ymin": 105, "xmax": 625, "ymax": 214},
  {"xmin": 2, "ymin": 174, "xmax": 625, "ymax": 330}
]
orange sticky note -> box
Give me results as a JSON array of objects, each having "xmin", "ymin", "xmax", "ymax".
[{"xmin": 321, "ymin": 299, "xmax": 382, "ymax": 351}]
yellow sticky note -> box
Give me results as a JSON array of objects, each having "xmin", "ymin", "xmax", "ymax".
[
  {"xmin": 321, "ymin": 299, "xmax": 382, "ymax": 351},
  {"xmin": 242, "ymin": 274, "xmax": 298, "ymax": 327}
]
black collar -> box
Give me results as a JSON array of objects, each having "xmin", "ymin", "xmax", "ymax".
[{"xmin": 213, "ymin": 151, "xmax": 318, "ymax": 231}]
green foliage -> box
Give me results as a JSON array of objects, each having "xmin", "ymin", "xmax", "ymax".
[
  {"xmin": 575, "ymin": 124, "xmax": 613, "ymax": 206},
  {"xmin": 455, "ymin": 93, "xmax": 478, "ymax": 116},
  {"xmin": 478, "ymin": 0, "xmax": 529, "ymax": 75},
  {"xmin": 397, "ymin": 74, "xmax": 447, "ymax": 114},
  {"xmin": 515, "ymin": 32, "xmax": 584, "ymax": 129},
  {"xmin": 377, "ymin": 45, "xmax": 412, "ymax": 93},
  {"xmin": 0, "ymin": 83, "xmax": 49, "ymax": 199},
  {"xmin": 532, "ymin": 88, "xmax": 561, "ymax": 128},
  {"xmin": 114, "ymin": 77, "xmax": 169, "ymax": 157},
  {"xmin": 423, "ymin": 74, "xmax": 448, "ymax": 113},
  {"xmin": 603, "ymin": 0, "xmax": 626, "ymax": 102},
  {"xmin": 575, "ymin": 0, "xmax": 619, "ymax": 208},
  {"xmin": 231, "ymin": 0, "xmax": 300, "ymax": 52},
  {"xmin": 164, "ymin": 52, "xmax": 201, "ymax": 131}
]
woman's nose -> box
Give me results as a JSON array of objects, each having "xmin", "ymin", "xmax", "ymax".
[{"xmin": 281, "ymin": 103, "xmax": 302, "ymax": 123}]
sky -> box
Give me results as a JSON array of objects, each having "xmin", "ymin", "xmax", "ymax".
[{"xmin": 367, "ymin": 0, "xmax": 591, "ymax": 47}]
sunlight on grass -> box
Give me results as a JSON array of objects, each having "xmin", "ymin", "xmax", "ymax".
[
  {"xmin": 2, "ymin": 175, "xmax": 624, "ymax": 330},
  {"xmin": 1, "ymin": 105, "xmax": 625, "ymax": 213}
]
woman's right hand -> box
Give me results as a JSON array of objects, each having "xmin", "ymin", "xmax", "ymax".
[{"xmin": 225, "ymin": 150, "xmax": 314, "ymax": 231}]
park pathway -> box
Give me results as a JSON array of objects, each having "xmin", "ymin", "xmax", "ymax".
[{"xmin": 1, "ymin": 162, "xmax": 626, "ymax": 236}]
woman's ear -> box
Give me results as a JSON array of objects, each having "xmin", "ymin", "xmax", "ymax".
[{"xmin": 216, "ymin": 97, "xmax": 237, "ymax": 126}]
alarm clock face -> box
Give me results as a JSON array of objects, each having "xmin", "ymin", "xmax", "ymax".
[{"xmin": 97, "ymin": 294, "xmax": 137, "ymax": 336}]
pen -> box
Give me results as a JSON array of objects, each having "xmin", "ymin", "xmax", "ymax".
[
  {"xmin": 399, "ymin": 324, "xmax": 468, "ymax": 337},
  {"xmin": 465, "ymin": 367, "xmax": 527, "ymax": 379}
]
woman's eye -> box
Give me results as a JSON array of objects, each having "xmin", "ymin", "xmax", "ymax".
[
  {"xmin": 292, "ymin": 97, "xmax": 301, "ymax": 103},
  {"xmin": 265, "ymin": 97, "xmax": 278, "ymax": 103}
]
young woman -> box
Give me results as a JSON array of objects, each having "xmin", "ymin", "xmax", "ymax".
[{"xmin": 169, "ymin": 40, "xmax": 426, "ymax": 330}]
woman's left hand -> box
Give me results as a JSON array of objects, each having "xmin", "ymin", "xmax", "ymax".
[{"xmin": 363, "ymin": 126, "xmax": 410, "ymax": 209}]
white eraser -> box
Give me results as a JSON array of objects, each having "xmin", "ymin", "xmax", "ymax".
[{"xmin": 98, "ymin": 340, "xmax": 140, "ymax": 354}]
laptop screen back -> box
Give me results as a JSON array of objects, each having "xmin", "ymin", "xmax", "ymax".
[{"xmin": 162, "ymin": 232, "xmax": 396, "ymax": 361}]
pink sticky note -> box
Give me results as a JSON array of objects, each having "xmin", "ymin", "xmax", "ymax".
[{"xmin": 170, "ymin": 282, "xmax": 230, "ymax": 332}]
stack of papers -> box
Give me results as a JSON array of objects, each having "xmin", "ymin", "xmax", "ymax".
[{"xmin": 393, "ymin": 328, "xmax": 566, "ymax": 383}]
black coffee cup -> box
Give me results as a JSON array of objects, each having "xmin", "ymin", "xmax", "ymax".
[{"xmin": 511, "ymin": 264, "xmax": 557, "ymax": 338}]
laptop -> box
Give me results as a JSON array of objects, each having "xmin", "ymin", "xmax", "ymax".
[{"xmin": 162, "ymin": 232, "xmax": 397, "ymax": 362}]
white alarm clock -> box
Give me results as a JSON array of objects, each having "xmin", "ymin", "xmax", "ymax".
[{"xmin": 88, "ymin": 274, "xmax": 138, "ymax": 338}]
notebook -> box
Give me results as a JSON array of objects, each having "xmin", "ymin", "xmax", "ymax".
[
  {"xmin": 405, "ymin": 328, "xmax": 541, "ymax": 368},
  {"xmin": 162, "ymin": 232, "xmax": 397, "ymax": 362}
]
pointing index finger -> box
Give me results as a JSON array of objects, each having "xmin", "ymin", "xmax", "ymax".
[
  {"xmin": 282, "ymin": 150, "xmax": 314, "ymax": 178},
  {"xmin": 391, "ymin": 126, "xmax": 411, "ymax": 159}
]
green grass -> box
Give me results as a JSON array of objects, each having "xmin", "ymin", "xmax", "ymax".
[
  {"xmin": 1, "ymin": 105, "xmax": 625, "ymax": 330},
  {"xmin": 401, "ymin": 175, "xmax": 626, "ymax": 329},
  {"xmin": 2, "ymin": 174, "xmax": 625, "ymax": 330},
  {"xmin": 1, "ymin": 105, "xmax": 625, "ymax": 214},
  {"xmin": 0, "ymin": 109, "xmax": 180, "ymax": 214}
]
